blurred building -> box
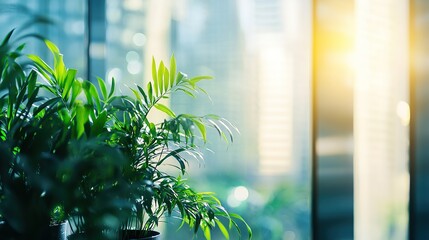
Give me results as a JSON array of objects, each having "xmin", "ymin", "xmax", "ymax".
[
  {"xmin": 354, "ymin": 0, "xmax": 409, "ymax": 239},
  {"xmin": 169, "ymin": 0, "xmax": 311, "ymax": 181}
]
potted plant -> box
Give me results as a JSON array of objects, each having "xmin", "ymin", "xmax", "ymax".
[
  {"xmin": 0, "ymin": 29, "xmax": 69, "ymax": 239},
  {"xmin": 0, "ymin": 28, "xmax": 252, "ymax": 239},
  {"xmin": 106, "ymin": 56, "xmax": 253, "ymax": 239},
  {"xmin": 56, "ymin": 54, "xmax": 252, "ymax": 240}
]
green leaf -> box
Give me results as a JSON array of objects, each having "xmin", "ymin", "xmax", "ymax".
[
  {"xmin": 137, "ymin": 86, "xmax": 149, "ymax": 105},
  {"xmin": 192, "ymin": 119, "xmax": 207, "ymax": 142},
  {"xmin": 70, "ymin": 80, "xmax": 82, "ymax": 105},
  {"xmin": 62, "ymin": 69, "xmax": 77, "ymax": 100},
  {"xmin": 75, "ymin": 102, "xmax": 88, "ymax": 138},
  {"xmin": 218, "ymin": 119, "xmax": 235, "ymax": 143},
  {"xmin": 170, "ymin": 55, "xmax": 176, "ymax": 88},
  {"xmin": 152, "ymin": 57, "xmax": 158, "ymax": 95},
  {"xmin": 91, "ymin": 110, "xmax": 107, "ymax": 136},
  {"xmin": 154, "ymin": 103, "xmax": 176, "ymax": 118},
  {"xmin": 108, "ymin": 77, "xmax": 116, "ymax": 98},
  {"xmin": 15, "ymin": 43, "xmax": 26, "ymax": 53},
  {"xmin": 205, "ymin": 114, "xmax": 221, "ymax": 120},
  {"xmin": 197, "ymin": 86, "xmax": 210, "ymax": 97},
  {"xmin": 82, "ymin": 81, "xmax": 93, "ymax": 106},
  {"xmin": 26, "ymin": 87, "xmax": 39, "ymax": 110},
  {"xmin": 1, "ymin": 29, "xmax": 14, "ymax": 47},
  {"xmin": 158, "ymin": 61, "xmax": 165, "ymax": 95},
  {"xmin": 230, "ymin": 213, "xmax": 252, "ymax": 239},
  {"xmin": 147, "ymin": 82, "xmax": 153, "ymax": 103},
  {"xmin": 176, "ymin": 87, "xmax": 196, "ymax": 98},
  {"xmin": 28, "ymin": 54, "xmax": 54, "ymax": 76},
  {"xmin": 89, "ymin": 83, "xmax": 102, "ymax": 112},
  {"xmin": 189, "ymin": 75, "xmax": 213, "ymax": 85},
  {"xmin": 158, "ymin": 152, "xmax": 187, "ymax": 174},
  {"xmin": 58, "ymin": 108, "xmax": 71, "ymax": 125},
  {"xmin": 163, "ymin": 68, "xmax": 169, "ymax": 92},
  {"xmin": 207, "ymin": 119, "xmax": 228, "ymax": 143},
  {"xmin": 45, "ymin": 39, "xmax": 60, "ymax": 54},
  {"xmin": 130, "ymin": 88, "xmax": 142, "ymax": 102},
  {"xmin": 149, "ymin": 122, "xmax": 156, "ymax": 138},
  {"xmin": 27, "ymin": 70, "xmax": 37, "ymax": 97},
  {"xmin": 15, "ymin": 82, "xmax": 28, "ymax": 111},
  {"xmin": 176, "ymin": 72, "xmax": 186, "ymax": 85},
  {"xmin": 97, "ymin": 77, "xmax": 108, "ymax": 100},
  {"xmin": 45, "ymin": 40, "xmax": 67, "ymax": 84},
  {"xmin": 215, "ymin": 219, "xmax": 230, "ymax": 240},
  {"xmin": 54, "ymin": 53, "xmax": 66, "ymax": 84},
  {"xmin": 194, "ymin": 214, "xmax": 201, "ymax": 234},
  {"xmin": 203, "ymin": 225, "xmax": 211, "ymax": 240},
  {"xmin": 33, "ymin": 97, "xmax": 61, "ymax": 116}
]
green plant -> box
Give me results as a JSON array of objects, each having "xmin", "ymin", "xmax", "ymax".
[
  {"xmin": 0, "ymin": 29, "xmax": 69, "ymax": 239},
  {"xmin": 0, "ymin": 28, "xmax": 251, "ymax": 239},
  {"xmin": 108, "ymin": 56, "xmax": 252, "ymax": 239},
  {"xmin": 0, "ymin": 28, "xmax": 129, "ymax": 239},
  {"xmin": 50, "ymin": 205, "xmax": 66, "ymax": 225}
]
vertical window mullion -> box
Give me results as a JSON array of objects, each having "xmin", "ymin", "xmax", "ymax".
[
  {"xmin": 311, "ymin": 0, "xmax": 318, "ymax": 238},
  {"xmin": 86, "ymin": 0, "xmax": 106, "ymax": 82},
  {"xmin": 312, "ymin": 0, "xmax": 355, "ymax": 239},
  {"xmin": 409, "ymin": 0, "xmax": 416, "ymax": 239}
]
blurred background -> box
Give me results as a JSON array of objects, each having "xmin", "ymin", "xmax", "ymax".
[{"xmin": 2, "ymin": 0, "xmax": 429, "ymax": 239}]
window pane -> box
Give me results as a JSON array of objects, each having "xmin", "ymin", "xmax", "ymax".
[
  {"xmin": 0, "ymin": 0, "xmax": 86, "ymax": 77},
  {"xmin": 106, "ymin": 0, "xmax": 312, "ymax": 239},
  {"xmin": 354, "ymin": 0, "xmax": 409, "ymax": 239}
]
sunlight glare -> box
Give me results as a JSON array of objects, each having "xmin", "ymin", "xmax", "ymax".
[{"xmin": 396, "ymin": 101, "xmax": 410, "ymax": 126}]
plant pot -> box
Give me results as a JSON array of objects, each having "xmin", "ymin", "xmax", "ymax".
[
  {"xmin": 48, "ymin": 221, "xmax": 68, "ymax": 240},
  {"xmin": 67, "ymin": 230, "xmax": 160, "ymax": 240},
  {"xmin": 120, "ymin": 230, "xmax": 161, "ymax": 240},
  {"xmin": 0, "ymin": 220, "xmax": 68, "ymax": 239},
  {"xmin": 67, "ymin": 232, "xmax": 87, "ymax": 240}
]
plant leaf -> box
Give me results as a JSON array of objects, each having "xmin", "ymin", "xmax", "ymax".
[
  {"xmin": 75, "ymin": 102, "xmax": 88, "ymax": 138},
  {"xmin": 176, "ymin": 72, "xmax": 186, "ymax": 85},
  {"xmin": 203, "ymin": 225, "xmax": 211, "ymax": 240},
  {"xmin": 215, "ymin": 219, "xmax": 230, "ymax": 240},
  {"xmin": 97, "ymin": 77, "xmax": 108, "ymax": 100},
  {"xmin": 28, "ymin": 54, "xmax": 54, "ymax": 76},
  {"xmin": 152, "ymin": 57, "xmax": 158, "ymax": 96},
  {"xmin": 70, "ymin": 80, "xmax": 82, "ymax": 106},
  {"xmin": 154, "ymin": 103, "xmax": 176, "ymax": 118},
  {"xmin": 192, "ymin": 119, "xmax": 207, "ymax": 143},
  {"xmin": 27, "ymin": 70, "xmax": 37, "ymax": 97},
  {"xmin": 137, "ymin": 86, "xmax": 149, "ymax": 105},
  {"xmin": 45, "ymin": 39, "xmax": 60, "ymax": 54},
  {"xmin": 90, "ymin": 110, "xmax": 107, "ymax": 136},
  {"xmin": 157, "ymin": 61, "xmax": 165, "ymax": 96},
  {"xmin": 108, "ymin": 77, "xmax": 116, "ymax": 98},
  {"xmin": 0, "ymin": 29, "xmax": 14, "ymax": 47},
  {"xmin": 163, "ymin": 68, "xmax": 169, "ymax": 92},
  {"xmin": 170, "ymin": 55, "xmax": 176, "ymax": 88},
  {"xmin": 62, "ymin": 69, "xmax": 77, "ymax": 100},
  {"xmin": 189, "ymin": 75, "xmax": 213, "ymax": 85},
  {"xmin": 147, "ymin": 82, "xmax": 153, "ymax": 103}
]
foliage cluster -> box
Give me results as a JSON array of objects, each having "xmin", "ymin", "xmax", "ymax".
[{"xmin": 0, "ymin": 29, "xmax": 251, "ymax": 239}]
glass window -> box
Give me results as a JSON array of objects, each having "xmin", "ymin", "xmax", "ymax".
[
  {"xmin": 354, "ymin": 1, "xmax": 409, "ymax": 239},
  {"xmin": 0, "ymin": 0, "xmax": 86, "ymax": 77},
  {"xmin": 314, "ymin": 1, "xmax": 409, "ymax": 239},
  {"xmin": 0, "ymin": 0, "xmax": 418, "ymax": 239}
]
